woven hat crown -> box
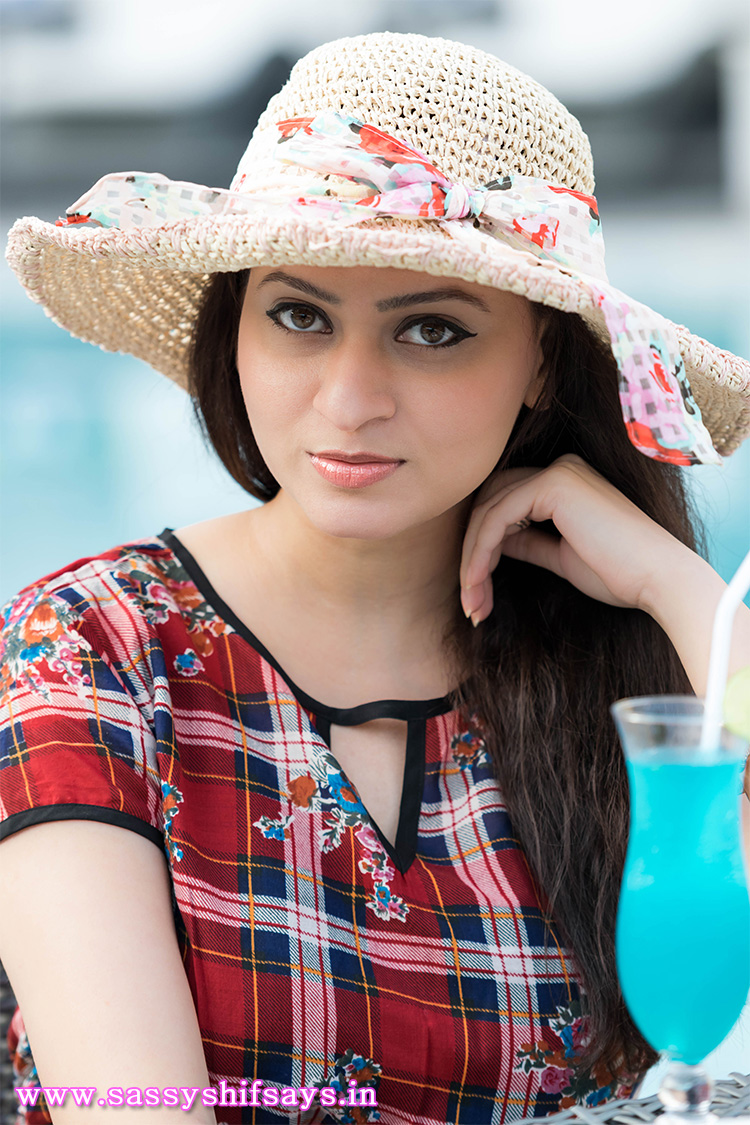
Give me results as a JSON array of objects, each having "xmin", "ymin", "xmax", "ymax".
[
  {"xmin": 9, "ymin": 29, "xmax": 748, "ymax": 462},
  {"xmin": 232, "ymin": 32, "xmax": 595, "ymax": 196}
]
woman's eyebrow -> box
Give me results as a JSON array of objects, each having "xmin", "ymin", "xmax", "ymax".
[
  {"xmin": 255, "ymin": 270, "xmax": 491, "ymax": 313},
  {"xmin": 377, "ymin": 288, "xmax": 491, "ymax": 313},
  {"xmin": 256, "ymin": 271, "xmax": 336, "ymax": 303}
]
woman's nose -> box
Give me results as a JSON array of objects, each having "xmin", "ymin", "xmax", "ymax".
[{"xmin": 312, "ymin": 340, "xmax": 397, "ymax": 430}]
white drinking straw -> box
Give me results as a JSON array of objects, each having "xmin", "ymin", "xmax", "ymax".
[{"xmin": 700, "ymin": 542, "xmax": 750, "ymax": 751}]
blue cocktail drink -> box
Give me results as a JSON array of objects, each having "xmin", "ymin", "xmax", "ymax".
[
  {"xmin": 611, "ymin": 696, "xmax": 750, "ymax": 1125},
  {"xmin": 616, "ymin": 745, "xmax": 749, "ymax": 1063}
]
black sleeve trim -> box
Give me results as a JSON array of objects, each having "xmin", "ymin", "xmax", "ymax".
[{"xmin": 0, "ymin": 805, "xmax": 164, "ymax": 850}]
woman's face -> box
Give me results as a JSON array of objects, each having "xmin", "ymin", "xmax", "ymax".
[{"xmin": 236, "ymin": 265, "xmax": 545, "ymax": 540}]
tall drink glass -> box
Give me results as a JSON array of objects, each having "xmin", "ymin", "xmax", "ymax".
[{"xmin": 610, "ymin": 696, "xmax": 750, "ymax": 1125}]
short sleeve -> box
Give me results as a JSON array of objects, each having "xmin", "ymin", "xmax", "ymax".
[{"xmin": 0, "ymin": 574, "xmax": 165, "ymax": 849}]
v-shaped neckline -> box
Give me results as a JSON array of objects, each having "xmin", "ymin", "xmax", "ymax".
[
  {"xmin": 307, "ymin": 710, "xmax": 426, "ymax": 874},
  {"xmin": 157, "ymin": 527, "xmax": 460, "ymax": 874},
  {"xmin": 158, "ymin": 527, "xmax": 458, "ymax": 723}
]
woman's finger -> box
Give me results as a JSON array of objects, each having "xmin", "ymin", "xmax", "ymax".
[
  {"xmin": 463, "ymin": 479, "xmax": 545, "ymax": 589},
  {"xmin": 464, "ymin": 527, "xmax": 556, "ymax": 622},
  {"xmin": 461, "ymin": 453, "xmax": 685, "ymax": 618},
  {"xmin": 461, "ymin": 572, "xmax": 491, "ymax": 618},
  {"xmin": 464, "ymin": 459, "xmax": 589, "ymax": 588},
  {"xmin": 463, "ymin": 530, "xmax": 543, "ymax": 623},
  {"xmin": 459, "ymin": 470, "xmax": 541, "ymax": 589}
]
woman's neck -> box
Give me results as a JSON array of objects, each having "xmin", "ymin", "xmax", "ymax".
[{"xmin": 242, "ymin": 489, "xmax": 470, "ymax": 667}]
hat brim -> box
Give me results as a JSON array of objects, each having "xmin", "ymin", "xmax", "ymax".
[{"xmin": 6, "ymin": 209, "xmax": 750, "ymax": 457}]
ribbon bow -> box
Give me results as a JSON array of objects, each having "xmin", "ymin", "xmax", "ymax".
[{"xmin": 57, "ymin": 110, "xmax": 719, "ymax": 467}]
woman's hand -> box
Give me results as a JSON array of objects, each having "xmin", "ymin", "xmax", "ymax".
[
  {"xmin": 459, "ymin": 452, "xmax": 750, "ymax": 706},
  {"xmin": 459, "ymin": 453, "xmax": 692, "ymax": 625}
]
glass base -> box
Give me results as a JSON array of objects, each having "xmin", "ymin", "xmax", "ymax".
[{"xmin": 657, "ymin": 1062, "xmax": 717, "ymax": 1124}]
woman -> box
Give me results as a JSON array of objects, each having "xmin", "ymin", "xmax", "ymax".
[{"xmin": 1, "ymin": 31, "xmax": 749, "ymax": 1125}]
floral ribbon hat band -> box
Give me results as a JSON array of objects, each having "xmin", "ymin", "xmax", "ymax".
[
  {"xmin": 54, "ymin": 109, "xmax": 718, "ymax": 468},
  {"xmin": 6, "ymin": 33, "xmax": 749, "ymax": 465}
]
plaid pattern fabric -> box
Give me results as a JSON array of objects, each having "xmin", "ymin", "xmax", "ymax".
[{"xmin": 0, "ymin": 531, "xmax": 644, "ymax": 1125}]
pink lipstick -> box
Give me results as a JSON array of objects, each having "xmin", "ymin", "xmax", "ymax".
[{"xmin": 309, "ymin": 453, "xmax": 403, "ymax": 489}]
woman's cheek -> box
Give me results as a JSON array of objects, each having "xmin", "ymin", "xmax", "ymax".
[{"xmin": 239, "ymin": 364, "xmax": 310, "ymax": 420}]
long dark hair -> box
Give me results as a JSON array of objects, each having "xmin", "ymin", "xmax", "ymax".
[{"xmin": 188, "ymin": 268, "xmax": 706, "ymax": 1080}]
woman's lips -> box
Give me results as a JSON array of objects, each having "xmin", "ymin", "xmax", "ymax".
[{"xmin": 309, "ymin": 454, "xmax": 403, "ymax": 488}]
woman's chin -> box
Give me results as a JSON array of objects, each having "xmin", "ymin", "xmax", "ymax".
[
  {"xmin": 303, "ymin": 505, "xmax": 419, "ymax": 542},
  {"xmin": 277, "ymin": 485, "xmax": 421, "ymax": 541},
  {"xmin": 269, "ymin": 471, "xmax": 471, "ymax": 542}
]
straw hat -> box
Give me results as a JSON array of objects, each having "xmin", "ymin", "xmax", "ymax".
[{"xmin": 5, "ymin": 31, "xmax": 749, "ymax": 465}]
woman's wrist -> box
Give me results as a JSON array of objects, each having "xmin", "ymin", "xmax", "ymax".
[
  {"xmin": 640, "ymin": 545, "xmax": 750, "ymax": 699},
  {"xmin": 639, "ymin": 543, "xmax": 715, "ymax": 627}
]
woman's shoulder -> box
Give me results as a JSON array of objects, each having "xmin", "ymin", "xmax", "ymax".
[
  {"xmin": 2, "ymin": 531, "xmax": 174, "ymax": 625},
  {"xmin": 0, "ymin": 531, "xmax": 221, "ymax": 696}
]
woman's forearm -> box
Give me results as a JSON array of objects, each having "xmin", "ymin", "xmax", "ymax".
[
  {"xmin": 641, "ymin": 545, "xmax": 750, "ymax": 808},
  {"xmin": 642, "ymin": 546, "xmax": 750, "ymax": 703}
]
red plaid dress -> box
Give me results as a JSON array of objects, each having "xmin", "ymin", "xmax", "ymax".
[{"xmin": 0, "ymin": 531, "xmax": 644, "ymax": 1124}]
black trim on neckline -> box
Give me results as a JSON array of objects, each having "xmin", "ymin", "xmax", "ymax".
[
  {"xmin": 395, "ymin": 717, "xmax": 426, "ymax": 872},
  {"xmin": 157, "ymin": 526, "xmax": 458, "ymax": 723},
  {"xmin": 311, "ymin": 713, "xmax": 426, "ymax": 875}
]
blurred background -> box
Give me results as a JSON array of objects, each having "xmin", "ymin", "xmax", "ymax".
[{"xmin": 1, "ymin": 0, "xmax": 749, "ymax": 1113}]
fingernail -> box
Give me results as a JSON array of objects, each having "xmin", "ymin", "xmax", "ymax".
[
  {"xmin": 461, "ymin": 585, "xmax": 482, "ymax": 616},
  {"xmin": 471, "ymin": 611, "xmax": 481, "ymax": 628}
]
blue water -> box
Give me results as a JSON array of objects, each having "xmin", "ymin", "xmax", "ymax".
[
  {"xmin": 1, "ymin": 302, "xmax": 749, "ymax": 606},
  {"xmin": 0, "ymin": 307, "xmax": 254, "ymax": 601},
  {"xmin": 616, "ymin": 749, "xmax": 750, "ymax": 1063}
]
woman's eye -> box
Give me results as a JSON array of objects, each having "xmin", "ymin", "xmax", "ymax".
[
  {"xmin": 266, "ymin": 304, "xmax": 472, "ymax": 349},
  {"xmin": 266, "ymin": 303, "xmax": 330, "ymax": 334},
  {"xmin": 398, "ymin": 317, "xmax": 470, "ymax": 348}
]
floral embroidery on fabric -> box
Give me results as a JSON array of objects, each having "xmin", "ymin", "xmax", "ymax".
[
  {"xmin": 287, "ymin": 773, "xmax": 317, "ymax": 808},
  {"xmin": 515, "ymin": 1000, "xmax": 638, "ymax": 1108},
  {"xmin": 174, "ymin": 648, "xmax": 204, "ymax": 676},
  {"xmin": 8, "ymin": 1008, "xmax": 52, "ymax": 1123},
  {"xmin": 313, "ymin": 752, "xmax": 409, "ymax": 920},
  {"xmin": 355, "ymin": 824, "xmax": 395, "ymax": 881},
  {"xmin": 0, "ymin": 586, "xmax": 93, "ymax": 706},
  {"xmin": 161, "ymin": 781, "xmax": 184, "ymax": 862},
  {"xmin": 257, "ymin": 747, "xmax": 409, "ymax": 922},
  {"xmin": 355, "ymin": 824, "xmax": 407, "ymax": 921},
  {"xmin": 254, "ymin": 813, "xmax": 293, "ymax": 841},
  {"xmin": 450, "ymin": 710, "xmax": 488, "ymax": 770},
  {"xmin": 114, "ymin": 554, "xmax": 226, "ymax": 656},
  {"xmin": 368, "ymin": 881, "xmax": 408, "ymax": 923},
  {"xmin": 312, "ymin": 1048, "xmax": 382, "ymax": 1123},
  {"xmin": 327, "ymin": 769, "xmax": 368, "ymax": 819}
]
